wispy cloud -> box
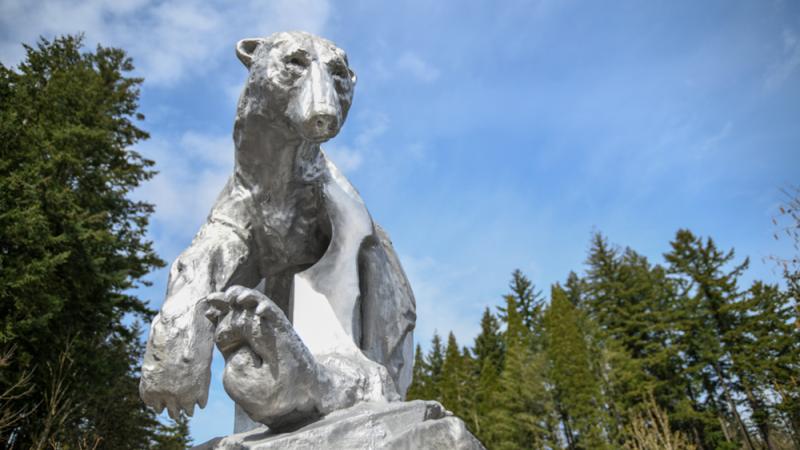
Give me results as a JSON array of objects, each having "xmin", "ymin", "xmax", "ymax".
[
  {"xmin": 134, "ymin": 131, "xmax": 233, "ymax": 256},
  {"xmin": 698, "ymin": 121, "xmax": 733, "ymax": 154},
  {"xmin": 324, "ymin": 111, "xmax": 389, "ymax": 174},
  {"xmin": 0, "ymin": 0, "xmax": 332, "ymax": 85},
  {"xmin": 323, "ymin": 145, "xmax": 364, "ymax": 172},
  {"xmin": 396, "ymin": 51, "xmax": 441, "ymax": 83},
  {"xmin": 764, "ymin": 28, "xmax": 800, "ymax": 90},
  {"xmin": 401, "ymin": 254, "xmax": 482, "ymax": 349}
]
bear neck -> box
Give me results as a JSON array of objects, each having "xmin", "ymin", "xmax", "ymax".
[{"xmin": 233, "ymin": 114, "xmax": 325, "ymax": 198}]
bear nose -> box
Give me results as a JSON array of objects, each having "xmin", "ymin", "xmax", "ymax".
[
  {"xmin": 311, "ymin": 114, "xmax": 338, "ymax": 135},
  {"xmin": 312, "ymin": 114, "xmax": 339, "ymax": 134}
]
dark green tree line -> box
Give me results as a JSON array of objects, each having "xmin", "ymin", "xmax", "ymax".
[
  {"xmin": 0, "ymin": 36, "xmax": 188, "ymax": 448},
  {"xmin": 408, "ymin": 228, "xmax": 799, "ymax": 449}
]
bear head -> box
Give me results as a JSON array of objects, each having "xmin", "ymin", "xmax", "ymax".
[{"xmin": 236, "ymin": 31, "xmax": 357, "ymax": 143}]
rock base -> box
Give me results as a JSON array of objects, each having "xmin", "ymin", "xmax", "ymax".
[{"xmin": 192, "ymin": 400, "xmax": 485, "ymax": 449}]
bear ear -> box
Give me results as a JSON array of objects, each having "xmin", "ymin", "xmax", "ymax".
[
  {"xmin": 236, "ymin": 38, "xmax": 265, "ymax": 68},
  {"xmin": 349, "ymin": 68, "xmax": 357, "ymax": 85}
]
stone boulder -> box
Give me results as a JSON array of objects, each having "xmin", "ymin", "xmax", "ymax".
[{"xmin": 192, "ymin": 400, "xmax": 485, "ymax": 450}]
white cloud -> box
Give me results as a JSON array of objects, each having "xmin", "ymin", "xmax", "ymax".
[
  {"xmin": 323, "ymin": 144, "xmax": 364, "ymax": 172},
  {"xmin": 764, "ymin": 28, "xmax": 800, "ymax": 90},
  {"xmin": 134, "ymin": 131, "xmax": 233, "ymax": 254},
  {"xmin": 698, "ymin": 121, "xmax": 733, "ymax": 154},
  {"xmin": 0, "ymin": 0, "xmax": 332, "ymax": 85},
  {"xmin": 400, "ymin": 254, "xmax": 482, "ymax": 349},
  {"xmin": 355, "ymin": 113, "xmax": 389, "ymax": 147},
  {"xmin": 181, "ymin": 131, "xmax": 235, "ymax": 168},
  {"xmin": 396, "ymin": 51, "xmax": 440, "ymax": 83},
  {"xmin": 323, "ymin": 111, "xmax": 389, "ymax": 174},
  {"xmin": 268, "ymin": 0, "xmax": 331, "ymax": 35}
]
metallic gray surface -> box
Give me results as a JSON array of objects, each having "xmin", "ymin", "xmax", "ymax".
[
  {"xmin": 139, "ymin": 31, "xmax": 416, "ymax": 431},
  {"xmin": 191, "ymin": 401, "xmax": 486, "ymax": 450}
]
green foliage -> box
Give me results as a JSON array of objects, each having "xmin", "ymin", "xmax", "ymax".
[
  {"xmin": 411, "ymin": 229, "xmax": 799, "ymax": 449},
  {"xmin": 664, "ymin": 229, "xmax": 754, "ymax": 449},
  {"xmin": 0, "ymin": 35, "xmax": 166, "ymax": 448},
  {"xmin": 427, "ymin": 332, "xmax": 445, "ymax": 402},
  {"xmin": 490, "ymin": 294, "xmax": 554, "ymax": 450},
  {"xmin": 498, "ymin": 269, "xmax": 544, "ymax": 335},
  {"xmin": 440, "ymin": 333, "xmax": 472, "ymax": 422},
  {"xmin": 406, "ymin": 344, "xmax": 430, "ymax": 401},
  {"xmin": 473, "ymin": 308, "xmax": 504, "ymax": 377},
  {"xmin": 152, "ymin": 414, "xmax": 193, "ymax": 450},
  {"xmin": 544, "ymin": 285, "xmax": 610, "ymax": 450},
  {"xmin": 471, "ymin": 308, "xmax": 504, "ymax": 442}
]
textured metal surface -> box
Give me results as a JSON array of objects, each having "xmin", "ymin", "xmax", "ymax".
[
  {"xmin": 139, "ymin": 31, "xmax": 416, "ymax": 430},
  {"xmin": 191, "ymin": 401, "xmax": 486, "ymax": 450}
]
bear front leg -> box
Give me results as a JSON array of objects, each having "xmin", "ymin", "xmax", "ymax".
[
  {"xmin": 205, "ymin": 286, "xmax": 332, "ymax": 431},
  {"xmin": 140, "ymin": 218, "xmax": 255, "ymax": 419},
  {"xmin": 140, "ymin": 306, "xmax": 214, "ymax": 419}
]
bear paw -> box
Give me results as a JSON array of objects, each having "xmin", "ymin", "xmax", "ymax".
[{"xmin": 204, "ymin": 285, "xmax": 329, "ymax": 430}]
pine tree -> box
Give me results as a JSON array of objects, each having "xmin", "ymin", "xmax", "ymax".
[
  {"xmin": 459, "ymin": 346, "xmax": 480, "ymax": 435},
  {"xmin": 441, "ymin": 332, "xmax": 466, "ymax": 417},
  {"xmin": 473, "ymin": 307, "xmax": 504, "ymax": 376},
  {"xmin": 471, "ymin": 307, "xmax": 505, "ymax": 442},
  {"xmin": 563, "ymin": 271, "xmax": 586, "ymax": 308},
  {"xmin": 152, "ymin": 414, "xmax": 192, "ymax": 450},
  {"xmin": 491, "ymin": 294, "xmax": 555, "ymax": 449},
  {"xmin": 473, "ymin": 358, "xmax": 498, "ymax": 443},
  {"xmin": 545, "ymin": 285, "xmax": 611, "ymax": 450},
  {"xmin": 0, "ymin": 35, "xmax": 164, "ymax": 448},
  {"xmin": 583, "ymin": 234, "xmax": 657, "ymax": 437},
  {"xmin": 499, "ymin": 269, "xmax": 544, "ymax": 334},
  {"xmin": 726, "ymin": 281, "xmax": 800, "ymax": 448},
  {"xmin": 427, "ymin": 332, "xmax": 445, "ymax": 402},
  {"xmin": 583, "ymin": 233, "xmax": 707, "ymax": 446},
  {"xmin": 406, "ymin": 344, "xmax": 430, "ymax": 401},
  {"xmin": 769, "ymin": 186, "xmax": 800, "ymax": 447},
  {"xmin": 665, "ymin": 229, "xmax": 753, "ymax": 449}
]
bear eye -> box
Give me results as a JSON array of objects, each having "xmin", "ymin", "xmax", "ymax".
[
  {"xmin": 328, "ymin": 62, "xmax": 349, "ymax": 79},
  {"xmin": 284, "ymin": 53, "xmax": 309, "ymax": 69}
]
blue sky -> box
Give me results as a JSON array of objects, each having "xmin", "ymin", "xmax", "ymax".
[{"xmin": 2, "ymin": 0, "xmax": 799, "ymax": 444}]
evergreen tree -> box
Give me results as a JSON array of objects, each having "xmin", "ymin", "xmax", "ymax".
[
  {"xmin": 406, "ymin": 344, "xmax": 430, "ymax": 401},
  {"xmin": 665, "ymin": 229, "xmax": 752, "ymax": 449},
  {"xmin": 473, "ymin": 307, "xmax": 504, "ymax": 376},
  {"xmin": 491, "ymin": 294, "xmax": 555, "ymax": 449},
  {"xmin": 584, "ymin": 233, "xmax": 708, "ymax": 446},
  {"xmin": 563, "ymin": 271, "xmax": 586, "ymax": 308},
  {"xmin": 409, "ymin": 228, "xmax": 798, "ymax": 450},
  {"xmin": 152, "ymin": 414, "xmax": 192, "ymax": 450},
  {"xmin": 545, "ymin": 285, "xmax": 610, "ymax": 450},
  {"xmin": 727, "ymin": 281, "xmax": 800, "ymax": 448},
  {"xmin": 583, "ymin": 235, "xmax": 657, "ymax": 437},
  {"xmin": 769, "ymin": 186, "xmax": 800, "ymax": 447},
  {"xmin": 427, "ymin": 332, "xmax": 445, "ymax": 402},
  {"xmin": 0, "ymin": 35, "xmax": 164, "ymax": 448},
  {"xmin": 499, "ymin": 269, "xmax": 544, "ymax": 334},
  {"xmin": 441, "ymin": 332, "xmax": 466, "ymax": 418},
  {"xmin": 471, "ymin": 307, "xmax": 505, "ymax": 442},
  {"xmin": 474, "ymin": 358, "xmax": 500, "ymax": 445},
  {"xmin": 459, "ymin": 346, "xmax": 480, "ymax": 435}
]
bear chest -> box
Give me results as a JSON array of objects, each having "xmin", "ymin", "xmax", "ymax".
[{"xmin": 253, "ymin": 183, "xmax": 331, "ymax": 274}]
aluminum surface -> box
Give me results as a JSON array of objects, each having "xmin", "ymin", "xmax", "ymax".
[{"xmin": 140, "ymin": 31, "xmax": 416, "ymax": 431}]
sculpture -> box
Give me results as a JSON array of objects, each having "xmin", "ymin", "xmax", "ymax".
[{"xmin": 139, "ymin": 31, "xmax": 416, "ymax": 431}]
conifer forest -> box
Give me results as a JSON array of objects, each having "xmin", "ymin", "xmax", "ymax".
[{"xmin": 406, "ymin": 226, "xmax": 800, "ymax": 450}]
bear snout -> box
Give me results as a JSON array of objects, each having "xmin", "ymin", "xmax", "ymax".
[{"xmin": 302, "ymin": 113, "xmax": 339, "ymax": 141}]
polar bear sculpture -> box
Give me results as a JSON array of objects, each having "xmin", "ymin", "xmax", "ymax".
[{"xmin": 140, "ymin": 31, "xmax": 416, "ymax": 432}]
